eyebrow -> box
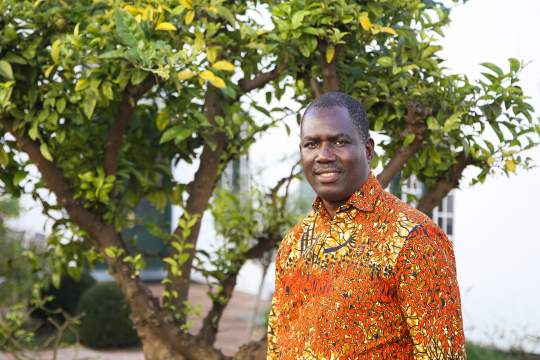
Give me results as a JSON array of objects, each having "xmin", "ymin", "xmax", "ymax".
[{"xmin": 301, "ymin": 133, "xmax": 351, "ymax": 142}]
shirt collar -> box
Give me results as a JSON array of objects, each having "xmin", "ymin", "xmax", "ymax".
[{"xmin": 312, "ymin": 173, "xmax": 382, "ymax": 217}]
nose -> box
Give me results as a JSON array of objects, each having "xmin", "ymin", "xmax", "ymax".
[{"xmin": 315, "ymin": 142, "xmax": 336, "ymax": 163}]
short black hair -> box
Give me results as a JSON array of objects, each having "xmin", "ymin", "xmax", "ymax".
[{"xmin": 301, "ymin": 92, "xmax": 370, "ymax": 142}]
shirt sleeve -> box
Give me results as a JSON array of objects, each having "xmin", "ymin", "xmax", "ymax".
[
  {"xmin": 267, "ymin": 249, "xmax": 283, "ymax": 360},
  {"xmin": 395, "ymin": 225, "xmax": 466, "ymax": 360}
]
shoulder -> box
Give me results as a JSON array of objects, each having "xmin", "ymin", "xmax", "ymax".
[
  {"xmin": 376, "ymin": 189, "xmax": 434, "ymax": 230},
  {"xmin": 372, "ymin": 190, "xmax": 452, "ymax": 266}
]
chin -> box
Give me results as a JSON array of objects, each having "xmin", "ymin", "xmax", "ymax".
[{"xmin": 315, "ymin": 188, "xmax": 350, "ymax": 203}]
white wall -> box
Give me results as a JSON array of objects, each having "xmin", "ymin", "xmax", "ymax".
[{"xmin": 439, "ymin": 0, "xmax": 540, "ymax": 350}]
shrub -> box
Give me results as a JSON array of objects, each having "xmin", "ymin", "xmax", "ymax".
[
  {"xmin": 31, "ymin": 272, "xmax": 96, "ymax": 322},
  {"xmin": 77, "ymin": 283, "xmax": 140, "ymax": 349}
]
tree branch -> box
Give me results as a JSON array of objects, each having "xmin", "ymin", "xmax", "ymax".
[
  {"xmin": 416, "ymin": 154, "xmax": 474, "ymax": 215},
  {"xmin": 0, "ymin": 116, "xmax": 228, "ymax": 360},
  {"xmin": 377, "ymin": 100, "xmax": 430, "ymax": 189},
  {"xmin": 167, "ymin": 89, "xmax": 229, "ymax": 324},
  {"xmin": 317, "ymin": 41, "xmax": 345, "ymax": 93},
  {"xmin": 234, "ymin": 56, "xmax": 289, "ymax": 103},
  {"xmin": 104, "ymin": 75, "xmax": 157, "ymax": 178},
  {"xmin": 310, "ymin": 78, "xmax": 323, "ymax": 98},
  {"xmin": 198, "ymin": 267, "xmax": 241, "ymax": 346}
]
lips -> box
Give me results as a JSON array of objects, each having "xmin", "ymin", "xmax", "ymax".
[{"xmin": 314, "ymin": 168, "xmax": 342, "ymax": 183}]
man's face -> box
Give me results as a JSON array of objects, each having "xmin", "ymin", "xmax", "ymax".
[{"xmin": 300, "ymin": 106, "xmax": 374, "ymax": 204}]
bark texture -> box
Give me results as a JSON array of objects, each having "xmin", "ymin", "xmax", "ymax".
[
  {"xmin": 198, "ymin": 272, "xmax": 239, "ymax": 345},
  {"xmin": 233, "ymin": 337, "xmax": 269, "ymax": 360},
  {"xmin": 377, "ymin": 100, "xmax": 430, "ymax": 189},
  {"xmin": 416, "ymin": 154, "xmax": 474, "ymax": 215},
  {"xmin": 167, "ymin": 89, "xmax": 229, "ymax": 323},
  {"xmin": 317, "ymin": 41, "xmax": 345, "ymax": 93},
  {"xmin": 104, "ymin": 76, "xmax": 157, "ymax": 178},
  {"xmin": 0, "ymin": 117, "xmax": 228, "ymax": 360}
]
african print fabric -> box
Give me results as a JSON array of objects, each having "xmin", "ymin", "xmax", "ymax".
[{"xmin": 267, "ymin": 173, "xmax": 465, "ymax": 360}]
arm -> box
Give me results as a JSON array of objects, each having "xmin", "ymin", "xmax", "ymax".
[
  {"xmin": 395, "ymin": 225, "xmax": 466, "ymax": 360},
  {"xmin": 267, "ymin": 252, "xmax": 283, "ymax": 360}
]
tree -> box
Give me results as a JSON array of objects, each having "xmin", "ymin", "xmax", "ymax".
[
  {"xmin": 268, "ymin": 0, "xmax": 539, "ymax": 213},
  {"xmin": 0, "ymin": 0, "xmax": 538, "ymax": 360}
]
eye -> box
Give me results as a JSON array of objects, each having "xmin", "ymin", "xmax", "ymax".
[
  {"xmin": 305, "ymin": 142, "xmax": 318, "ymax": 148},
  {"xmin": 334, "ymin": 140, "xmax": 347, "ymax": 146}
]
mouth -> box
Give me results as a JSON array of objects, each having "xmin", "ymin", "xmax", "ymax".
[{"xmin": 314, "ymin": 168, "xmax": 342, "ymax": 183}]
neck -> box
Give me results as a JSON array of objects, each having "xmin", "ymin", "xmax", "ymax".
[{"xmin": 321, "ymin": 198, "xmax": 349, "ymax": 220}]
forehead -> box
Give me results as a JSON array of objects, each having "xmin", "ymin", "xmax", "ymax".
[{"xmin": 302, "ymin": 107, "xmax": 356, "ymax": 137}]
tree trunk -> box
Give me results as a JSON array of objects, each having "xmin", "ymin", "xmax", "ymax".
[
  {"xmin": 377, "ymin": 100, "xmax": 430, "ymax": 189},
  {"xmin": 167, "ymin": 89, "xmax": 228, "ymax": 323},
  {"xmin": 317, "ymin": 41, "xmax": 344, "ymax": 93},
  {"xmin": 416, "ymin": 154, "xmax": 474, "ymax": 215}
]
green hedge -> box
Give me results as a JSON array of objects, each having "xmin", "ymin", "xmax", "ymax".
[
  {"xmin": 77, "ymin": 283, "xmax": 140, "ymax": 349},
  {"xmin": 31, "ymin": 272, "xmax": 96, "ymax": 322}
]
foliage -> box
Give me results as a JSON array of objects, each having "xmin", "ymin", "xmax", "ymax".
[
  {"xmin": 0, "ymin": 197, "xmax": 39, "ymax": 307},
  {"xmin": 77, "ymin": 283, "xmax": 140, "ymax": 349},
  {"xmin": 268, "ymin": 0, "xmax": 539, "ymax": 187},
  {"xmin": 0, "ymin": 293, "xmax": 84, "ymax": 360},
  {"xmin": 0, "ymin": 0, "xmax": 538, "ymax": 358},
  {"xmin": 31, "ymin": 272, "xmax": 96, "ymax": 323}
]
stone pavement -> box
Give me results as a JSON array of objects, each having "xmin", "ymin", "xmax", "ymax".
[{"xmin": 5, "ymin": 282, "xmax": 272, "ymax": 360}]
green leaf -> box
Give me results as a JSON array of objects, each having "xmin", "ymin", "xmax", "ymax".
[
  {"xmin": 40, "ymin": 143, "xmax": 53, "ymax": 161},
  {"xmin": 131, "ymin": 69, "xmax": 149, "ymax": 85},
  {"xmin": 51, "ymin": 39, "xmax": 61, "ymax": 62},
  {"xmin": 98, "ymin": 50, "xmax": 127, "ymax": 59},
  {"xmin": 509, "ymin": 58, "xmax": 520, "ymax": 72},
  {"xmin": 480, "ymin": 62, "xmax": 503, "ymax": 77},
  {"xmin": 115, "ymin": 8, "xmax": 146, "ymax": 48},
  {"xmin": 291, "ymin": 10, "xmax": 307, "ymax": 29},
  {"xmin": 0, "ymin": 147, "xmax": 9, "ymax": 166},
  {"xmin": 403, "ymin": 134, "xmax": 415, "ymax": 148},
  {"xmin": 156, "ymin": 107, "xmax": 171, "ymax": 131},
  {"xmin": 82, "ymin": 95, "xmax": 97, "ymax": 119},
  {"xmin": 67, "ymin": 266, "xmax": 81, "ymax": 281},
  {"xmin": 0, "ymin": 60, "xmax": 14, "ymax": 80},
  {"xmin": 303, "ymin": 27, "xmax": 319, "ymax": 36},
  {"xmin": 443, "ymin": 111, "xmax": 466, "ymax": 132},
  {"xmin": 374, "ymin": 120, "xmax": 383, "ymax": 131},
  {"xmin": 57, "ymin": 126, "xmax": 66, "ymax": 143},
  {"xmin": 428, "ymin": 145, "xmax": 441, "ymax": 163},
  {"xmin": 52, "ymin": 272, "xmax": 61, "ymax": 289},
  {"xmin": 461, "ymin": 138, "xmax": 470, "ymax": 158},
  {"xmin": 377, "ymin": 56, "xmax": 393, "ymax": 67},
  {"xmin": 427, "ymin": 116, "xmax": 439, "ymax": 131},
  {"xmin": 299, "ymin": 44, "xmax": 310, "ymax": 57},
  {"xmin": 215, "ymin": 5, "xmax": 236, "ymax": 26},
  {"xmin": 160, "ymin": 126, "xmax": 193, "ymax": 144},
  {"xmin": 102, "ymin": 81, "xmax": 114, "ymax": 100},
  {"xmin": 104, "ymin": 247, "xmax": 117, "ymax": 259},
  {"xmin": 2, "ymin": 54, "xmax": 27, "ymax": 64},
  {"xmin": 56, "ymin": 97, "xmax": 66, "ymax": 114}
]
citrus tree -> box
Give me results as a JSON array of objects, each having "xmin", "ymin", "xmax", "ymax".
[
  {"xmin": 0, "ymin": 0, "xmax": 287, "ymax": 358},
  {"xmin": 268, "ymin": 0, "xmax": 538, "ymax": 213},
  {"xmin": 0, "ymin": 0, "xmax": 538, "ymax": 359}
]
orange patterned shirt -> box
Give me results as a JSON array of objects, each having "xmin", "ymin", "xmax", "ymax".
[{"xmin": 267, "ymin": 174, "xmax": 465, "ymax": 360}]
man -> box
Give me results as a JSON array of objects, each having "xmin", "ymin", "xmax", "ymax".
[{"xmin": 267, "ymin": 93, "xmax": 465, "ymax": 360}]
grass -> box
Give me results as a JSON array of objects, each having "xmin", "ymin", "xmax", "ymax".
[{"xmin": 467, "ymin": 342, "xmax": 540, "ymax": 360}]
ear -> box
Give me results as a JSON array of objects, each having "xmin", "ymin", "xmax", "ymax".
[{"xmin": 365, "ymin": 138, "xmax": 375, "ymax": 163}]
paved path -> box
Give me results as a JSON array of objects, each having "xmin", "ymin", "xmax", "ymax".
[{"xmin": 2, "ymin": 282, "xmax": 272, "ymax": 360}]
